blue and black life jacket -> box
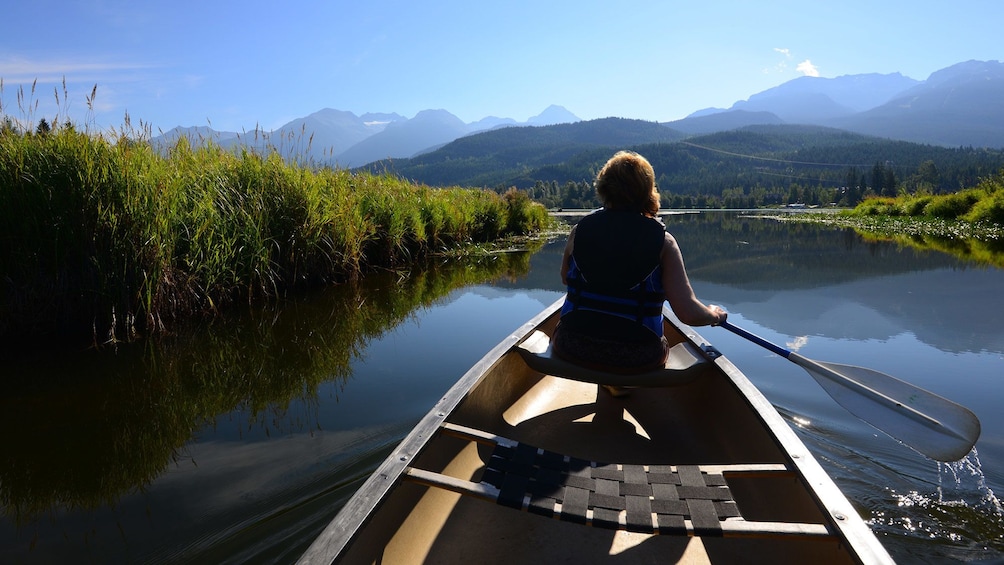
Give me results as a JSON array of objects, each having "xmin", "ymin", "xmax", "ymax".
[{"xmin": 560, "ymin": 209, "xmax": 666, "ymax": 339}]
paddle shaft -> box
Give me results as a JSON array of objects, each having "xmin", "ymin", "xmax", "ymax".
[
  {"xmin": 719, "ymin": 321, "xmax": 942, "ymax": 427},
  {"xmin": 719, "ymin": 321, "xmax": 790, "ymax": 358}
]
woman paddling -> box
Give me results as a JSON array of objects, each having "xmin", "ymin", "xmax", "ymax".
[{"xmin": 552, "ymin": 150, "xmax": 727, "ymax": 391}]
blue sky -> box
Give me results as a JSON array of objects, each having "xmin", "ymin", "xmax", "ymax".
[{"xmin": 2, "ymin": 0, "xmax": 1001, "ymax": 133}]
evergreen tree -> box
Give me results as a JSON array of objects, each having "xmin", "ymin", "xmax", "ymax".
[
  {"xmin": 35, "ymin": 117, "xmax": 51, "ymax": 136},
  {"xmin": 872, "ymin": 162, "xmax": 886, "ymax": 195},
  {"xmin": 845, "ymin": 167, "xmax": 860, "ymax": 192},
  {"xmin": 918, "ymin": 160, "xmax": 940, "ymax": 192},
  {"xmin": 883, "ymin": 168, "xmax": 897, "ymax": 196}
]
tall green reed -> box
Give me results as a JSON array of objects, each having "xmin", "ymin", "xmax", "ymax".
[{"xmin": 0, "ymin": 123, "xmax": 549, "ymax": 346}]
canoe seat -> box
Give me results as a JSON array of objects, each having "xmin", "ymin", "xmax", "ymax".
[
  {"xmin": 515, "ymin": 330, "xmax": 710, "ymax": 387},
  {"xmin": 404, "ymin": 423, "xmax": 834, "ymax": 540}
]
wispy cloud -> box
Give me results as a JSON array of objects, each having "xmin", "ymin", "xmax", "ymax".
[
  {"xmin": 0, "ymin": 55, "xmax": 159, "ymax": 128},
  {"xmin": 796, "ymin": 59, "xmax": 820, "ymax": 77},
  {"xmin": 0, "ymin": 55, "xmax": 153, "ymax": 84},
  {"xmin": 765, "ymin": 47, "xmax": 792, "ymax": 74}
]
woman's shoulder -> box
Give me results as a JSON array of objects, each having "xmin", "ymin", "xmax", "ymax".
[
  {"xmin": 660, "ymin": 231, "xmax": 684, "ymax": 262},
  {"xmin": 661, "ymin": 230, "xmax": 678, "ymax": 249}
]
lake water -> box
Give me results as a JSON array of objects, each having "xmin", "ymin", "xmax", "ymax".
[{"xmin": 2, "ymin": 212, "xmax": 1002, "ymax": 563}]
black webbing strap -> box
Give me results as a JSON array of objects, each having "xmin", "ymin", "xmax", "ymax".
[{"xmin": 480, "ymin": 441, "xmax": 740, "ymax": 535}]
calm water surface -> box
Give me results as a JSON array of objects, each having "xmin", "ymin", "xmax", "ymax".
[{"xmin": 2, "ymin": 212, "xmax": 1002, "ymax": 563}]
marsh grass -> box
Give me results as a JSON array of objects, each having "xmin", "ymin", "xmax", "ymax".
[
  {"xmin": 0, "ymin": 121, "xmax": 549, "ymax": 346},
  {"xmin": 846, "ymin": 169, "xmax": 1004, "ymax": 224}
]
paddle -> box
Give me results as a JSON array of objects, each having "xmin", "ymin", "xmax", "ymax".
[{"xmin": 718, "ymin": 320, "xmax": 981, "ymax": 462}]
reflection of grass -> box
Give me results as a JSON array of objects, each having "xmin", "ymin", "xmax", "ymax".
[
  {"xmin": 769, "ymin": 169, "xmax": 1004, "ymax": 267},
  {"xmin": 855, "ymin": 230, "xmax": 1004, "ymax": 269},
  {"xmin": 0, "ymin": 250, "xmax": 538, "ymax": 525},
  {"xmin": 767, "ymin": 213, "xmax": 1004, "ymax": 268}
]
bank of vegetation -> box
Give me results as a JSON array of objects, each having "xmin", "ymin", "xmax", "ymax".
[
  {"xmin": 0, "ymin": 122, "xmax": 550, "ymax": 347},
  {"xmin": 845, "ymin": 168, "xmax": 1004, "ymax": 225}
]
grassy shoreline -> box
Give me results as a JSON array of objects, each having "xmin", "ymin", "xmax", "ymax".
[
  {"xmin": 0, "ymin": 126, "xmax": 550, "ymax": 346},
  {"xmin": 769, "ymin": 211, "xmax": 1004, "ymax": 240}
]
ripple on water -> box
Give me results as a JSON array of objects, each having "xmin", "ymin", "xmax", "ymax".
[
  {"xmin": 866, "ymin": 449, "xmax": 1004, "ymax": 562},
  {"xmin": 776, "ymin": 403, "xmax": 1004, "ymax": 563}
]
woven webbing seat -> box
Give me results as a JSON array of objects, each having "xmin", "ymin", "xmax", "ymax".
[
  {"xmin": 480, "ymin": 439, "xmax": 738, "ymax": 535},
  {"xmin": 403, "ymin": 424, "xmax": 833, "ymax": 539}
]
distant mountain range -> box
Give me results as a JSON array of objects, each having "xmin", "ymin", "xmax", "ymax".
[
  {"xmin": 154, "ymin": 104, "xmax": 582, "ymax": 168},
  {"xmin": 671, "ymin": 60, "xmax": 1004, "ymax": 147},
  {"xmin": 152, "ymin": 60, "xmax": 1004, "ymax": 168}
]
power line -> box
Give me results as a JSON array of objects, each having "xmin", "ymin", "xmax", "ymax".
[
  {"xmin": 678, "ymin": 140, "xmax": 873, "ymax": 168},
  {"xmin": 750, "ymin": 170, "xmax": 845, "ymax": 185}
]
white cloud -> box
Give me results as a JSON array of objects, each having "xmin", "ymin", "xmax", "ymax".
[
  {"xmin": 786, "ymin": 335, "xmax": 809, "ymax": 352},
  {"xmin": 796, "ymin": 59, "xmax": 820, "ymax": 77},
  {"xmin": 766, "ymin": 50, "xmax": 821, "ymax": 78}
]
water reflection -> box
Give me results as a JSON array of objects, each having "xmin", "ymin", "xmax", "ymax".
[
  {"xmin": 665, "ymin": 212, "xmax": 968, "ymax": 288},
  {"xmin": 506, "ymin": 212, "xmax": 1004, "ymax": 354},
  {"xmin": 0, "ymin": 247, "xmax": 541, "ymax": 527},
  {"xmin": 855, "ymin": 225, "xmax": 1004, "ymax": 269}
]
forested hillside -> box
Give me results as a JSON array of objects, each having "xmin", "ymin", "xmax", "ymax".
[
  {"xmin": 360, "ymin": 117, "xmax": 684, "ymax": 187},
  {"xmin": 363, "ymin": 121, "xmax": 1004, "ymax": 209}
]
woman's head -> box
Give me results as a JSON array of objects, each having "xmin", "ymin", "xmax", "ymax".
[{"xmin": 594, "ymin": 151, "xmax": 660, "ymax": 216}]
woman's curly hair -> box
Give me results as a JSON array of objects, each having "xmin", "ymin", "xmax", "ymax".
[{"xmin": 594, "ymin": 151, "xmax": 660, "ymax": 216}]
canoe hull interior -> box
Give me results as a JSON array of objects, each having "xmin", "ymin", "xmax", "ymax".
[{"xmin": 301, "ymin": 300, "xmax": 892, "ymax": 564}]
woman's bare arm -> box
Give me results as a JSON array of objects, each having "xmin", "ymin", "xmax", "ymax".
[
  {"xmin": 660, "ymin": 232, "xmax": 727, "ymax": 326},
  {"xmin": 560, "ymin": 225, "xmax": 576, "ymax": 285}
]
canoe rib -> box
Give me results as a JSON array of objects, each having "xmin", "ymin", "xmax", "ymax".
[{"xmin": 404, "ymin": 423, "xmax": 833, "ymax": 540}]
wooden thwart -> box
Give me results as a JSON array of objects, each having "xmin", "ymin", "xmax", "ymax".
[{"xmin": 405, "ymin": 423, "xmax": 833, "ymax": 540}]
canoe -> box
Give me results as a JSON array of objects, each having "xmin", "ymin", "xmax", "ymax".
[{"xmin": 298, "ymin": 298, "xmax": 894, "ymax": 564}]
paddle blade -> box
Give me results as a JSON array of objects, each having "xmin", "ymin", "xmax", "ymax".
[{"xmin": 791, "ymin": 354, "xmax": 981, "ymax": 462}]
